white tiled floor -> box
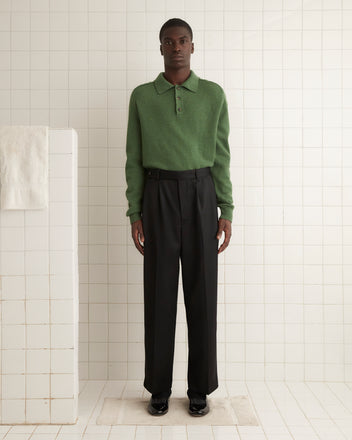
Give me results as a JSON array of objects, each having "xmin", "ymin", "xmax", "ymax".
[{"xmin": 1, "ymin": 380, "xmax": 352, "ymax": 439}]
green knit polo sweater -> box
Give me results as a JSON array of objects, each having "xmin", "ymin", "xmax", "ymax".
[{"xmin": 125, "ymin": 70, "xmax": 234, "ymax": 224}]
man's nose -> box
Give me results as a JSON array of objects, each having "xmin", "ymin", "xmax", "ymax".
[{"xmin": 173, "ymin": 43, "xmax": 181, "ymax": 51}]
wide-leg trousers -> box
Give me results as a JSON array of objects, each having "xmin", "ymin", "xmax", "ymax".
[{"xmin": 141, "ymin": 167, "xmax": 219, "ymax": 396}]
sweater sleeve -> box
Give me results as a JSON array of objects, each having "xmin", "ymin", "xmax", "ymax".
[
  {"xmin": 210, "ymin": 90, "xmax": 234, "ymax": 222},
  {"xmin": 125, "ymin": 89, "xmax": 145, "ymax": 224}
]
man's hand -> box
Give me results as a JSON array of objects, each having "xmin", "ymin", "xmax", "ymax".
[
  {"xmin": 216, "ymin": 218, "xmax": 232, "ymax": 254},
  {"xmin": 131, "ymin": 219, "xmax": 145, "ymax": 255}
]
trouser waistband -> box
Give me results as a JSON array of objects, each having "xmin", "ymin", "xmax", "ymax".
[{"xmin": 145, "ymin": 167, "xmax": 211, "ymax": 180}]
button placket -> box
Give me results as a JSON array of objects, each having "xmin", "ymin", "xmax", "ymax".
[{"xmin": 175, "ymin": 86, "xmax": 182, "ymax": 115}]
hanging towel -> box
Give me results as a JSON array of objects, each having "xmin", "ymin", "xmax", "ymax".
[{"xmin": 0, "ymin": 125, "xmax": 48, "ymax": 210}]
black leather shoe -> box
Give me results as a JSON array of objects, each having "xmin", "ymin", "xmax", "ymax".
[
  {"xmin": 147, "ymin": 396, "xmax": 169, "ymax": 416},
  {"xmin": 188, "ymin": 396, "xmax": 209, "ymax": 416}
]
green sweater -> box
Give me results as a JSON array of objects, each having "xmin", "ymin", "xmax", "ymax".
[{"xmin": 125, "ymin": 70, "xmax": 234, "ymax": 224}]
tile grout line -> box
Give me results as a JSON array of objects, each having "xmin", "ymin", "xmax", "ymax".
[
  {"xmin": 285, "ymin": 380, "xmax": 343, "ymax": 440},
  {"xmin": 87, "ymin": 0, "xmax": 91, "ymax": 384},
  {"xmin": 241, "ymin": 0, "xmax": 246, "ymax": 391},
  {"xmin": 243, "ymin": 381, "xmax": 269, "ymax": 440},
  {"xmin": 305, "ymin": 381, "xmax": 350, "ymax": 440},
  {"xmin": 48, "ymin": 0, "xmax": 52, "ymax": 426},
  {"xmin": 301, "ymin": 0, "xmax": 306, "ymax": 385},
  {"xmin": 24, "ymin": 0, "xmax": 31, "ymax": 425},
  {"xmin": 341, "ymin": 0, "xmax": 346, "ymax": 385},
  {"xmin": 105, "ymin": 2, "xmax": 112, "ymax": 438},
  {"xmin": 321, "ymin": 0, "xmax": 326, "ymax": 386},
  {"xmin": 261, "ymin": 0, "xmax": 266, "ymax": 384},
  {"xmin": 264, "ymin": 381, "xmax": 296, "ymax": 439},
  {"xmin": 282, "ymin": 0, "xmax": 286, "ymax": 384}
]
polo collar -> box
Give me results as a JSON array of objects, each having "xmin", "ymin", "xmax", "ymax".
[{"xmin": 154, "ymin": 70, "xmax": 199, "ymax": 94}]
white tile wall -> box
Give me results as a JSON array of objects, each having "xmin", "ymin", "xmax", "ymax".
[
  {"xmin": 0, "ymin": 128, "xmax": 79, "ymax": 424},
  {"xmin": 0, "ymin": 0, "xmax": 351, "ymax": 421}
]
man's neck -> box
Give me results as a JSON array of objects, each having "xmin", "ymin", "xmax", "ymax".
[{"xmin": 163, "ymin": 67, "xmax": 191, "ymax": 85}]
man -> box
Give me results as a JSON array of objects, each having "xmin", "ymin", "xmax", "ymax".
[{"xmin": 125, "ymin": 18, "xmax": 233, "ymax": 417}]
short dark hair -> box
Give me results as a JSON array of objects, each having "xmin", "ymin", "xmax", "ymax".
[{"xmin": 159, "ymin": 18, "xmax": 193, "ymax": 43}]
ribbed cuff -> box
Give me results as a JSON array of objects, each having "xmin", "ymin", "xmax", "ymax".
[
  {"xmin": 219, "ymin": 207, "xmax": 233, "ymax": 222},
  {"xmin": 129, "ymin": 212, "xmax": 141, "ymax": 224}
]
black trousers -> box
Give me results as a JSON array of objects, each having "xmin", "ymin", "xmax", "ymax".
[{"xmin": 141, "ymin": 167, "xmax": 219, "ymax": 396}]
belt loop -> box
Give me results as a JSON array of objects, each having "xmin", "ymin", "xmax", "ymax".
[{"xmin": 146, "ymin": 169, "xmax": 159, "ymax": 180}]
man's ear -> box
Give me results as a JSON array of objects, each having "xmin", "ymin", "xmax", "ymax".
[
  {"xmin": 160, "ymin": 44, "xmax": 163, "ymax": 55},
  {"xmin": 191, "ymin": 42, "xmax": 194, "ymax": 54}
]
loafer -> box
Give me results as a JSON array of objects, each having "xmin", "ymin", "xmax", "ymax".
[
  {"xmin": 188, "ymin": 396, "xmax": 209, "ymax": 416},
  {"xmin": 147, "ymin": 396, "xmax": 169, "ymax": 416}
]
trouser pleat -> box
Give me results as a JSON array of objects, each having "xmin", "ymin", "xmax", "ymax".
[{"xmin": 180, "ymin": 175, "xmax": 219, "ymax": 394}]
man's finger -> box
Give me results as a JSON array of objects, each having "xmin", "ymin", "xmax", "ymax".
[
  {"xmin": 133, "ymin": 234, "xmax": 144, "ymax": 255},
  {"xmin": 216, "ymin": 226, "xmax": 224, "ymax": 240},
  {"xmin": 137, "ymin": 233, "xmax": 145, "ymax": 255},
  {"xmin": 137, "ymin": 223, "xmax": 145, "ymax": 255},
  {"xmin": 218, "ymin": 231, "xmax": 230, "ymax": 254},
  {"xmin": 217, "ymin": 219, "xmax": 232, "ymax": 254},
  {"xmin": 132, "ymin": 220, "xmax": 145, "ymax": 255},
  {"xmin": 139, "ymin": 224, "xmax": 145, "ymax": 244},
  {"xmin": 216, "ymin": 219, "xmax": 225, "ymax": 240}
]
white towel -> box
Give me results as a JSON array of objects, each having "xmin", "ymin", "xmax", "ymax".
[{"xmin": 0, "ymin": 125, "xmax": 48, "ymax": 210}]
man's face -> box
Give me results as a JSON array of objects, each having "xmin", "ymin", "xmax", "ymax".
[{"xmin": 160, "ymin": 26, "xmax": 194, "ymax": 70}]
